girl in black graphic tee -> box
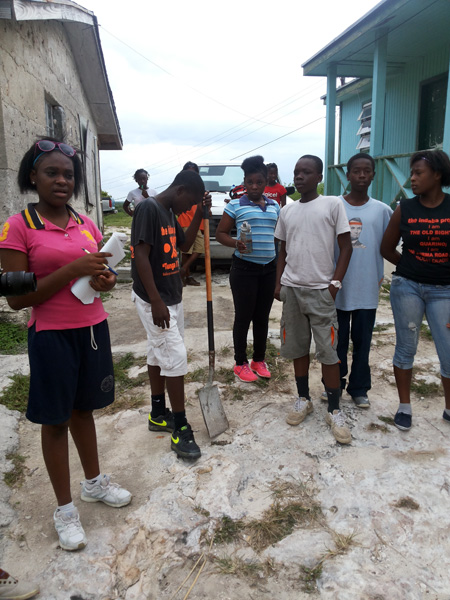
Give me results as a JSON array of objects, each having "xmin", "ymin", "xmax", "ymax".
[{"xmin": 381, "ymin": 149, "xmax": 450, "ymax": 431}]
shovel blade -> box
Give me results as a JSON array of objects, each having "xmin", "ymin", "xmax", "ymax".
[{"xmin": 198, "ymin": 383, "xmax": 229, "ymax": 439}]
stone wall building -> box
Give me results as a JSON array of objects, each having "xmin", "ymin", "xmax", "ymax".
[{"xmin": 0, "ymin": 0, "xmax": 122, "ymax": 227}]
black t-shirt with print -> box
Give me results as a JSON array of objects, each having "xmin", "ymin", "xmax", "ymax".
[
  {"xmin": 131, "ymin": 197, "xmax": 185, "ymax": 305},
  {"xmin": 396, "ymin": 194, "xmax": 450, "ymax": 285}
]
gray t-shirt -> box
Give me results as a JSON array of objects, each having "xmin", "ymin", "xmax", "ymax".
[
  {"xmin": 275, "ymin": 195, "xmax": 350, "ymax": 289},
  {"xmin": 335, "ymin": 196, "xmax": 393, "ymax": 311},
  {"xmin": 131, "ymin": 198, "xmax": 185, "ymax": 306}
]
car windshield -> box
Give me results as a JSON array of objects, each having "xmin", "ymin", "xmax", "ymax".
[{"xmin": 199, "ymin": 165, "xmax": 243, "ymax": 193}]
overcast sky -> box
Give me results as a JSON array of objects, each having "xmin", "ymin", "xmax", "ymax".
[{"xmin": 80, "ymin": 0, "xmax": 381, "ymax": 200}]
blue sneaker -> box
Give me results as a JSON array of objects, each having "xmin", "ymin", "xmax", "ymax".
[
  {"xmin": 443, "ymin": 411, "xmax": 450, "ymax": 423},
  {"xmin": 394, "ymin": 410, "xmax": 412, "ymax": 431}
]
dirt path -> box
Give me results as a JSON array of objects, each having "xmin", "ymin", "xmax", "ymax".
[{"xmin": 1, "ymin": 268, "xmax": 450, "ymax": 599}]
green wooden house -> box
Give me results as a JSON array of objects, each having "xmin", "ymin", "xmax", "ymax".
[{"xmin": 302, "ymin": 0, "xmax": 450, "ymax": 204}]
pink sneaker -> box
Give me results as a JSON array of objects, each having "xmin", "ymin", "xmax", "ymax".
[
  {"xmin": 250, "ymin": 360, "xmax": 271, "ymax": 379},
  {"xmin": 234, "ymin": 363, "xmax": 258, "ymax": 382}
]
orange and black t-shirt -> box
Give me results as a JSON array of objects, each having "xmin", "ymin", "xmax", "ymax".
[{"xmin": 130, "ymin": 198, "xmax": 185, "ymax": 305}]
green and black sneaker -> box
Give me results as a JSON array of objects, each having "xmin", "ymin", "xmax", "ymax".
[
  {"xmin": 171, "ymin": 424, "xmax": 201, "ymax": 459},
  {"xmin": 148, "ymin": 409, "xmax": 175, "ymax": 432}
]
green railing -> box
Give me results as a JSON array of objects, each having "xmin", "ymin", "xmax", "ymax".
[{"xmin": 326, "ymin": 152, "xmax": 418, "ymax": 206}]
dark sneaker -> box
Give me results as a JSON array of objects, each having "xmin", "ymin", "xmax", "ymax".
[
  {"xmin": 148, "ymin": 409, "xmax": 175, "ymax": 432},
  {"xmin": 352, "ymin": 395, "xmax": 370, "ymax": 408},
  {"xmin": 443, "ymin": 411, "xmax": 450, "ymax": 423},
  {"xmin": 171, "ymin": 424, "xmax": 201, "ymax": 459},
  {"xmin": 394, "ymin": 410, "xmax": 412, "ymax": 431}
]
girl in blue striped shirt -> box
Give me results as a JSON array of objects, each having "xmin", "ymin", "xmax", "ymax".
[{"xmin": 216, "ymin": 155, "xmax": 280, "ymax": 382}]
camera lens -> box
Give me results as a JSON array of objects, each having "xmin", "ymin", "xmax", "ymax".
[{"xmin": 0, "ymin": 271, "xmax": 37, "ymax": 297}]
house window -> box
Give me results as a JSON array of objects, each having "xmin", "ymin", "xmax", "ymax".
[
  {"xmin": 356, "ymin": 102, "xmax": 372, "ymax": 151},
  {"xmin": 45, "ymin": 99, "xmax": 65, "ymax": 139},
  {"xmin": 418, "ymin": 73, "xmax": 448, "ymax": 150}
]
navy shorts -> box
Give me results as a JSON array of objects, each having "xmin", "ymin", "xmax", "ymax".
[{"xmin": 27, "ymin": 320, "xmax": 115, "ymax": 425}]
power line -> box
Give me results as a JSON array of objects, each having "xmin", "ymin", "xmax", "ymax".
[{"xmin": 230, "ymin": 116, "xmax": 325, "ymax": 160}]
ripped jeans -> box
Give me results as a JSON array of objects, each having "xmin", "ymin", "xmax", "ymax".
[{"xmin": 390, "ymin": 274, "xmax": 450, "ymax": 377}]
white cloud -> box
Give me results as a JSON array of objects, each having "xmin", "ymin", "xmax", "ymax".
[{"xmin": 81, "ymin": 0, "xmax": 380, "ymax": 197}]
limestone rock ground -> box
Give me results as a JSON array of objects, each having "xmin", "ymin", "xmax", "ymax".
[{"xmin": 0, "ymin": 273, "xmax": 449, "ymax": 599}]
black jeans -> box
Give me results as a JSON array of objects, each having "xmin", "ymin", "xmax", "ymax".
[
  {"xmin": 229, "ymin": 255, "xmax": 277, "ymax": 365},
  {"xmin": 337, "ymin": 308, "xmax": 377, "ymax": 397}
]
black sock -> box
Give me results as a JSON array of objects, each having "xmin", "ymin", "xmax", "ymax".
[
  {"xmin": 151, "ymin": 394, "xmax": 166, "ymax": 418},
  {"xmin": 325, "ymin": 386, "xmax": 341, "ymax": 413},
  {"xmin": 295, "ymin": 375, "xmax": 310, "ymax": 400},
  {"xmin": 173, "ymin": 410, "xmax": 188, "ymax": 431}
]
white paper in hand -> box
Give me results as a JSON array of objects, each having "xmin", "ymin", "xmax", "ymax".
[{"xmin": 71, "ymin": 232, "xmax": 128, "ymax": 304}]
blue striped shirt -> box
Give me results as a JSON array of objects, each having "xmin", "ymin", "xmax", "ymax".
[{"xmin": 224, "ymin": 195, "xmax": 280, "ymax": 264}]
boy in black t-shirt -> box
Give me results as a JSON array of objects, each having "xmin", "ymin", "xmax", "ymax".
[{"xmin": 131, "ymin": 170, "xmax": 209, "ymax": 459}]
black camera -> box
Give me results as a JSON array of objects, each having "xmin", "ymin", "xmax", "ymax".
[{"xmin": 0, "ymin": 270, "xmax": 36, "ymax": 297}]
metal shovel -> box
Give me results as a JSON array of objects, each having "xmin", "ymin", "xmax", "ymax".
[{"xmin": 197, "ymin": 202, "xmax": 229, "ymax": 438}]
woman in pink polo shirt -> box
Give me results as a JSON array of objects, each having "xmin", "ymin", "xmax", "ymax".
[{"xmin": 0, "ymin": 138, "xmax": 131, "ymax": 552}]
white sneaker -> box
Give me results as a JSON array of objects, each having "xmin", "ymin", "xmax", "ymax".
[
  {"xmin": 325, "ymin": 410, "xmax": 351, "ymax": 444},
  {"xmin": 53, "ymin": 507, "xmax": 87, "ymax": 551},
  {"xmin": 81, "ymin": 474, "xmax": 132, "ymax": 507},
  {"xmin": 286, "ymin": 397, "xmax": 313, "ymax": 426}
]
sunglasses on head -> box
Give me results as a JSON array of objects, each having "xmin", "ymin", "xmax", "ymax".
[{"xmin": 33, "ymin": 140, "xmax": 76, "ymax": 165}]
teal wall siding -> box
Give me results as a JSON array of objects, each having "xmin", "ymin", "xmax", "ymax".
[
  {"xmin": 339, "ymin": 46, "xmax": 450, "ymax": 162},
  {"xmin": 335, "ymin": 46, "xmax": 450, "ymax": 204}
]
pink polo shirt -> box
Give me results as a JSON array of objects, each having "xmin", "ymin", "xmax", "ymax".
[{"xmin": 0, "ymin": 204, "xmax": 108, "ymax": 331}]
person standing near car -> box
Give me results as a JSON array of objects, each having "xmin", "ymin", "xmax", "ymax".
[
  {"xmin": 216, "ymin": 155, "xmax": 280, "ymax": 382},
  {"xmin": 264, "ymin": 163, "xmax": 287, "ymax": 207},
  {"xmin": 123, "ymin": 169, "xmax": 157, "ymax": 217},
  {"xmin": 177, "ymin": 162, "xmax": 205, "ymax": 286}
]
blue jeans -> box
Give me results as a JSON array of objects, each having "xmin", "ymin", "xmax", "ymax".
[
  {"xmin": 337, "ymin": 308, "xmax": 377, "ymax": 397},
  {"xmin": 390, "ymin": 274, "xmax": 450, "ymax": 377}
]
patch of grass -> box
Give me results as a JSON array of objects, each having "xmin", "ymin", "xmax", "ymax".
[
  {"xmin": 411, "ymin": 380, "xmax": 441, "ymax": 396},
  {"xmin": 214, "ymin": 556, "xmax": 263, "ymax": 579},
  {"xmin": 223, "ymin": 387, "xmax": 244, "ymax": 402},
  {"xmin": 193, "ymin": 505, "xmax": 210, "ymax": 518},
  {"xmin": 366, "ymin": 422, "xmax": 389, "ymax": 434},
  {"xmin": 114, "ymin": 353, "xmax": 147, "ymax": 391},
  {"xmin": 298, "ymin": 530, "xmax": 357, "ymax": 593},
  {"xmin": 100, "ymin": 291, "xmax": 112, "ymax": 301},
  {"xmin": 186, "ymin": 367, "xmax": 207, "ymax": 383},
  {"xmin": 380, "ymin": 282, "xmax": 391, "ymax": 294},
  {"xmin": 0, "ymin": 373, "xmax": 30, "ymax": 413},
  {"xmin": 393, "ymin": 496, "xmax": 420, "ymax": 510},
  {"xmin": 214, "ymin": 516, "xmax": 245, "ymax": 544},
  {"xmin": 4, "ymin": 453, "xmax": 27, "ymax": 487},
  {"xmin": 373, "ymin": 324, "xmax": 391, "ymax": 333},
  {"xmin": 299, "ymin": 563, "xmax": 323, "ymax": 593},
  {"xmin": 219, "ymin": 345, "xmax": 231, "ymax": 356},
  {"xmin": 215, "ymin": 367, "xmax": 235, "ymax": 385},
  {"xmin": 0, "ymin": 317, "xmax": 28, "ymax": 354},
  {"xmin": 103, "ymin": 209, "xmax": 131, "ymax": 229},
  {"xmin": 420, "ymin": 322, "xmax": 433, "ymax": 341},
  {"xmin": 100, "ymin": 353, "xmax": 147, "ymax": 414},
  {"xmin": 247, "ymin": 499, "xmax": 321, "ymax": 552},
  {"xmin": 378, "ymin": 415, "xmax": 395, "ymax": 425}
]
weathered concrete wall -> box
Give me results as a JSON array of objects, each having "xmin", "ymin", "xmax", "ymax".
[{"xmin": 0, "ymin": 18, "xmax": 102, "ymax": 226}]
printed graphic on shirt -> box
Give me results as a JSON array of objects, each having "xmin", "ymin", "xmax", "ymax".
[
  {"xmin": 0, "ymin": 222, "xmax": 9, "ymax": 242},
  {"xmin": 349, "ymin": 218, "xmax": 366, "ymax": 248},
  {"xmin": 80, "ymin": 229, "xmax": 96, "ymax": 245},
  {"xmin": 161, "ymin": 224, "xmax": 180, "ymax": 275},
  {"xmin": 406, "ymin": 216, "xmax": 450, "ymax": 263}
]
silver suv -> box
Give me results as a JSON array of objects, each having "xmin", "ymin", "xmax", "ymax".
[{"xmin": 198, "ymin": 163, "xmax": 242, "ymax": 261}]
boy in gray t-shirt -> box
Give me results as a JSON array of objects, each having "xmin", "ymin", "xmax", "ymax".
[
  {"xmin": 275, "ymin": 155, "xmax": 352, "ymax": 444},
  {"xmin": 332, "ymin": 154, "xmax": 392, "ymax": 408}
]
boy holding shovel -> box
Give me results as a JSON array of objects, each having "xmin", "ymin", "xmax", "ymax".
[{"xmin": 131, "ymin": 170, "xmax": 210, "ymax": 459}]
